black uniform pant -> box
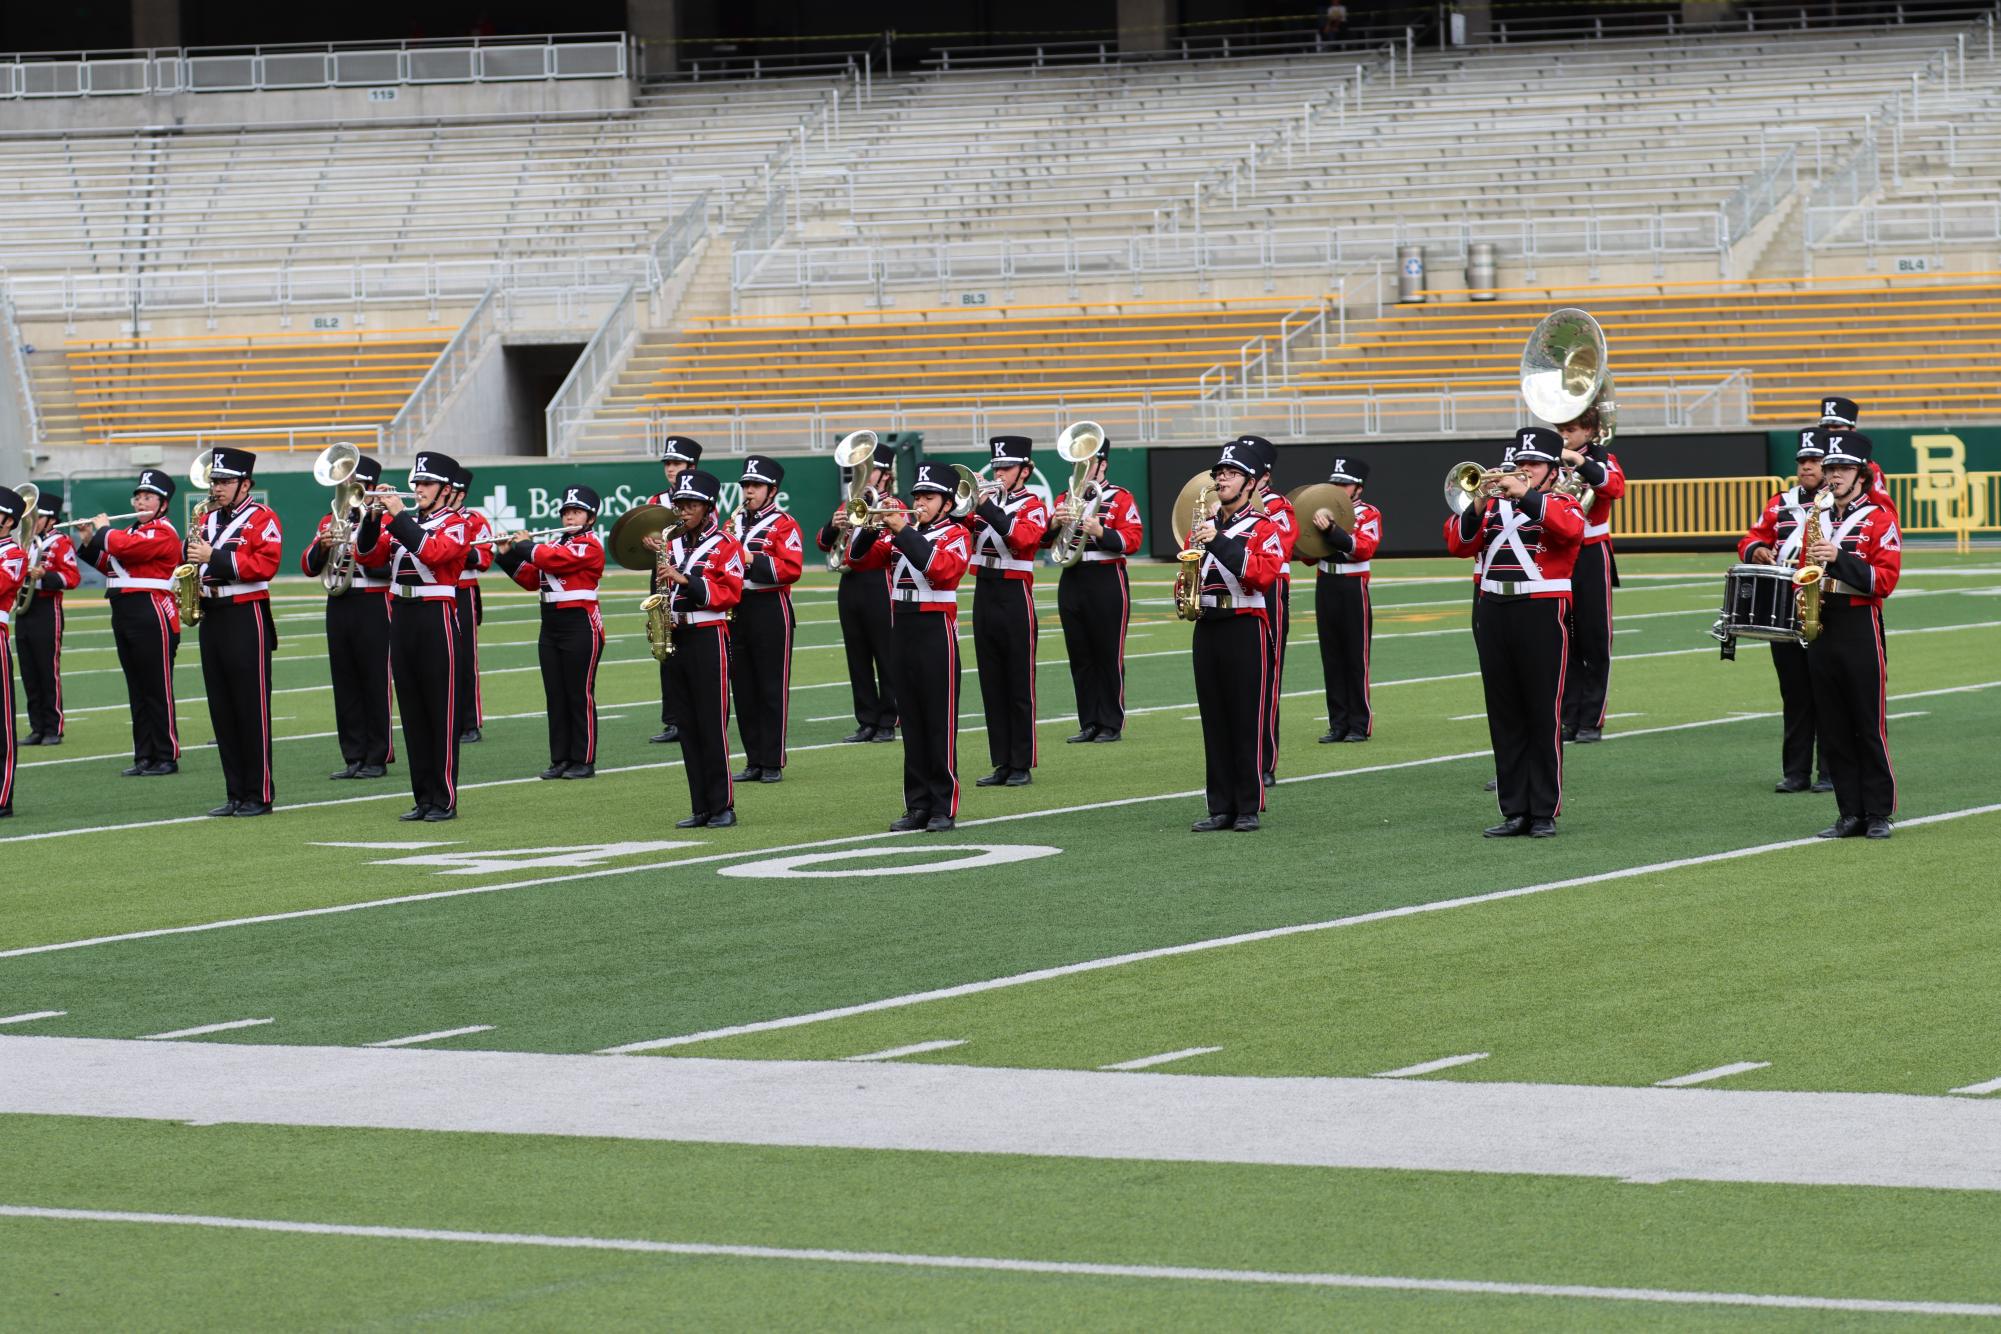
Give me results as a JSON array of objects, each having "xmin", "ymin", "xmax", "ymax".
[
  {"xmin": 973, "ymin": 574, "xmax": 1038, "ymax": 772},
  {"xmin": 326, "ymin": 592, "xmax": 394, "ymax": 768},
  {"xmin": 16, "ymin": 594, "xmax": 65, "ymax": 738},
  {"xmin": 111, "ymin": 593, "xmax": 180, "ymax": 765},
  {"xmin": 1562, "ymin": 542, "xmax": 1615, "ymax": 731},
  {"xmin": 837, "ymin": 570, "xmax": 898, "ymax": 731},
  {"xmin": 1476, "ymin": 596, "xmax": 1569, "ymax": 822},
  {"xmin": 1315, "ymin": 573, "xmax": 1374, "ymax": 738},
  {"xmin": 539, "ymin": 605, "xmax": 604, "ymax": 767},
  {"xmin": 0, "ymin": 631, "xmax": 15, "ymax": 810},
  {"xmin": 1260, "ymin": 577, "xmax": 1291, "ymax": 775},
  {"xmin": 1194, "ymin": 611, "xmax": 1268, "ymax": 819},
  {"xmin": 454, "ymin": 584, "xmax": 483, "ymax": 730},
  {"xmin": 1056, "ymin": 561, "xmax": 1130, "ymax": 733},
  {"xmin": 391, "ymin": 598, "xmax": 461, "ymax": 813},
  {"xmin": 893, "ymin": 608, "xmax": 960, "ymax": 818},
  {"xmin": 732, "ymin": 590, "xmax": 796, "ymax": 770},
  {"xmin": 1769, "ymin": 639, "xmax": 1823, "ymax": 785},
  {"xmin": 664, "ymin": 624, "xmax": 734, "ymax": 816},
  {"xmin": 199, "ymin": 599, "xmax": 277, "ymax": 806},
  {"xmin": 1809, "ymin": 602, "xmax": 1896, "ymax": 819}
]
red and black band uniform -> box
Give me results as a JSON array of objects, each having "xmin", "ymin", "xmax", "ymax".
[
  {"xmin": 1312, "ymin": 500, "xmax": 1383, "ymax": 740},
  {"xmin": 1445, "ymin": 487, "xmax": 1584, "ymax": 824},
  {"xmin": 732, "ymin": 504, "xmax": 804, "ymax": 772},
  {"xmin": 355, "ymin": 505, "xmax": 469, "ymax": 815},
  {"xmin": 496, "ymin": 529, "xmax": 606, "ymax": 773},
  {"xmin": 1046, "ymin": 483, "xmax": 1143, "ymax": 737},
  {"xmin": 1193, "ymin": 505, "xmax": 1284, "ymax": 822},
  {"xmin": 455, "ymin": 505, "xmax": 494, "ymax": 735},
  {"xmin": 1258, "ymin": 489, "xmax": 1298, "ymax": 779},
  {"xmin": 968, "ymin": 486, "xmax": 1048, "ymax": 776},
  {"xmin": 1739, "ymin": 483, "xmax": 1829, "ymax": 788},
  {"xmin": 816, "ymin": 508, "xmax": 899, "ymax": 736},
  {"xmin": 660, "ymin": 517, "xmax": 745, "ymax": 819},
  {"xmin": 851, "ymin": 508, "xmax": 970, "ymax": 821},
  {"xmin": 302, "ymin": 510, "xmax": 396, "ymax": 772},
  {"xmin": 195, "ymin": 499, "xmax": 284, "ymax": 808},
  {"xmin": 0, "ymin": 532, "xmax": 26, "ymax": 811},
  {"xmin": 17, "ymin": 525, "xmax": 81, "ymax": 741},
  {"xmin": 1806, "ymin": 496, "xmax": 1901, "ymax": 824},
  {"xmin": 77, "ymin": 514, "xmax": 183, "ymax": 767},
  {"xmin": 1559, "ymin": 447, "xmax": 1626, "ymax": 735}
]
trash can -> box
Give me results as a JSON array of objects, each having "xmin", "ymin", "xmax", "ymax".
[
  {"xmin": 1397, "ymin": 244, "xmax": 1426, "ymax": 304},
  {"xmin": 1467, "ymin": 242, "xmax": 1497, "ymax": 301}
]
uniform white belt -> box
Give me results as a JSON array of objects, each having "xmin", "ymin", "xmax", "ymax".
[
  {"xmin": 105, "ymin": 577, "xmax": 175, "ymax": 591},
  {"xmin": 892, "ymin": 589, "xmax": 958, "ymax": 606},
  {"xmin": 970, "ymin": 554, "xmax": 1034, "ymax": 572},
  {"xmin": 458, "ymin": 575, "xmax": 481, "ymax": 585},
  {"xmin": 199, "ymin": 581, "xmax": 269, "ymax": 599},
  {"xmin": 356, "ymin": 579, "xmax": 393, "ymax": 591},
  {"xmin": 1481, "ymin": 576, "xmax": 1571, "ymax": 595},
  {"xmin": 541, "ymin": 589, "xmax": 598, "ymax": 604},
  {"xmin": 1079, "ymin": 550, "xmax": 1124, "ymax": 563},
  {"xmin": 673, "ymin": 609, "xmax": 729, "ymax": 627},
  {"xmin": 742, "ymin": 579, "xmax": 790, "ymax": 592},
  {"xmin": 1316, "ymin": 560, "xmax": 1371, "ymax": 575},
  {"xmin": 0, "ymin": 610, "xmax": 10, "ymax": 627},
  {"xmin": 1199, "ymin": 593, "xmax": 1266, "ymax": 609},
  {"xmin": 394, "ymin": 584, "xmax": 456, "ymax": 599},
  {"xmin": 1583, "ymin": 522, "xmax": 1612, "ymax": 539},
  {"xmin": 1824, "ymin": 577, "xmax": 1869, "ymax": 597}
]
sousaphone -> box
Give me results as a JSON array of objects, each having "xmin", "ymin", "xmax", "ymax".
[{"xmin": 1519, "ymin": 307, "xmax": 1615, "ymax": 511}]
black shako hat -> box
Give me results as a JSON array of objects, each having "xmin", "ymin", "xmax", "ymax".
[
  {"xmin": 207, "ymin": 447, "xmax": 257, "ymax": 480},
  {"xmin": 34, "ymin": 490, "xmax": 61, "ymax": 517},
  {"xmin": 1213, "ymin": 438, "xmax": 1264, "ymax": 479},
  {"xmin": 1821, "ymin": 432, "xmax": 1874, "ymax": 468},
  {"xmin": 1796, "ymin": 428, "xmax": 1831, "ymax": 461},
  {"xmin": 558, "ymin": 484, "xmax": 601, "ymax": 515},
  {"xmin": 671, "ymin": 470, "xmax": 722, "ymax": 506},
  {"xmin": 741, "ymin": 455, "xmax": 785, "ymax": 486},
  {"xmin": 662, "ymin": 437, "xmax": 703, "ymax": 465},
  {"xmin": 988, "ymin": 435, "xmax": 1033, "ymax": 466},
  {"xmin": 1505, "ymin": 427, "xmax": 1563, "ymax": 466},
  {"xmin": 1327, "ymin": 456, "xmax": 1370, "ymax": 485},
  {"xmin": 1817, "ymin": 396, "xmax": 1860, "ymax": 428},
  {"xmin": 410, "ymin": 453, "xmax": 459, "ymax": 485},
  {"xmin": 352, "ymin": 456, "xmax": 384, "ymax": 485},
  {"xmin": 136, "ymin": 469, "xmax": 176, "ymax": 500},
  {"xmin": 0, "ymin": 487, "xmax": 23, "ymax": 522},
  {"xmin": 912, "ymin": 462, "xmax": 958, "ymax": 495}
]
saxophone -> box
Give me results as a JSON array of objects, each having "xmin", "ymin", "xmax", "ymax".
[
  {"xmin": 1792, "ymin": 488, "xmax": 1833, "ymax": 644},
  {"xmin": 172, "ymin": 500, "xmax": 216, "ymax": 628},
  {"xmin": 641, "ymin": 520, "xmax": 686, "ymax": 661},
  {"xmin": 1172, "ymin": 487, "xmax": 1215, "ymax": 622}
]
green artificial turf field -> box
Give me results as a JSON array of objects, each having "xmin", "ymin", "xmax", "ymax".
[{"xmin": 2, "ymin": 550, "xmax": 1997, "ymax": 1328}]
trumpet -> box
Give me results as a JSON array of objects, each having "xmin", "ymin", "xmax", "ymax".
[{"xmin": 1444, "ymin": 461, "xmax": 1517, "ymax": 515}]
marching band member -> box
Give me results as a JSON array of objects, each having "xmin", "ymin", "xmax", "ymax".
[
  {"xmin": 356, "ymin": 452, "xmax": 470, "ymax": 822},
  {"xmin": 817, "ymin": 438, "xmax": 900, "ymax": 743},
  {"xmin": 1309, "ymin": 457, "xmax": 1382, "ymax": 744},
  {"xmin": 73, "ymin": 469, "xmax": 182, "ymax": 777},
  {"xmin": 302, "ymin": 454, "xmax": 394, "ymax": 780},
  {"xmin": 449, "ymin": 465, "xmax": 492, "ymax": 744},
  {"xmin": 1245, "ymin": 436, "xmax": 1296, "ymax": 786},
  {"xmin": 1445, "ymin": 428, "xmax": 1584, "ymax": 838},
  {"xmin": 968, "ymin": 435, "xmax": 1048, "ymax": 788},
  {"xmin": 851, "ymin": 462, "xmax": 971, "ymax": 833},
  {"xmin": 1804, "ymin": 433, "xmax": 1901, "ymax": 841},
  {"xmin": 1189, "ymin": 441, "xmax": 1283, "ymax": 833},
  {"xmin": 494, "ymin": 486, "xmax": 606, "ymax": 781},
  {"xmin": 1739, "ymin": 430, "xmax": 1831, "ymax": 794},
  {"xmin": 1048, "ymin": 432, "xmax": 1143, "ymax": 743},
  {"xmin": 647, "ymin": 436, "xmax": 702, "ymax": 745},
  {"xmin": 187, "ymin": 448, "xmax": 283, "ymax": 818},
  {"xmin": 0, "ymin": 488, "xmax": 27, "ymax": 814},
  {"xmin": 655, "ymin": 470, "xmax": 744, "ymax": 828},
  {"xmin": 18, "ymin": 492, "xmax": 80, "ymax": 746},
  {"xmin": 730, "ymin": 455, "xmax": 803, "ymax": 784},
  {"xmin": 1555, "ymin": 407, "xmax": 1626, "ymax": 744}
]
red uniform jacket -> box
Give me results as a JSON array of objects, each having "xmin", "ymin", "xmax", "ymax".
[
  {"xmin": 736, "ymin": 504, "xmax": 804, "ymax": 593},
  {"xmin": 1313, "ymin": 499, "xmax": 1383, "ymax": 580},
  {"xmin": 25, "ymin": 531, "xmax": 81, "ymax": 601},
  {"xmin": 508, "ymin": 531, "xmax": 606, "ymax": 608},
  {"xmin": 85, "ymin": 514, "xmax": 183, "ymax": 632},
  {"xmin": 1815, "ymin": 496, "xmax": 1902, "ymax": 608},
  {"xmin": 662, "ymin": 516, "xmax": 744, "ymax": 627},
  {"xmin": 968, "ymin": 487, "xmax": 1048, "ymax": 583},
  {"xmin": 1260, "ymin": 489, "xmax": 1298, "ymax": 585},
  {"xmin": 355, "ymin": 506, "xmax": 470, "ymax": 602},
  {"xmin": 196, "ymin": 501, "xmax": 282, "ymax": 605},
  {"xmin": 1444, "ymin": 490, "xmax": 1586, "ymax": 599},
  {"xmin": 853, "ymin": 514, "xmax": 971, "ymax": 618},
  {"xmin": 0, "ymin": 537, "xmax": 25, "ymax": 634},
  {"xmin": 1196, "ymin": 502, "xmax": 1283, "ymax": 618},
  {"xmin": 1046, "ymin": 482, "xmax": 1143, "ymax": 566},
  {"xmin": 458, "ymin": 506, "xmax": 495, "ymax": 585},
  {"xmin": 1574, "ymin": 450, "xmax": 1626, "ymax": 546}
]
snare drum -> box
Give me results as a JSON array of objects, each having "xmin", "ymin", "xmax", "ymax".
[{"xmin": 1710, "ymin": 563, "xmax": 1802, "ymax": 656}]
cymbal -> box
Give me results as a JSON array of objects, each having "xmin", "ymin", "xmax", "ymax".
[
  {"xmin": 608, "ymin": 502, "xmax": 676, "ymax": 571},
  {"xmin": 1287, "ymin": 483, "xmax": 1357, "ymax": 561},
  {"xmin": 1168, "ymin": 469, "xmax": 1215, "ymax": 549}
]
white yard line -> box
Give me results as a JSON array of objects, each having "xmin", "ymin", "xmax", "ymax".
[
  {"xmin": 1657, "ymin": 1062, "xmax": 1771, "ymax": 1089},
  {"xmin": 365, "ymin": 1026, "xmax": 496, "ymax": 1049},
  {"xmin": 0, "ymin": 1010, "xmax": 64, "ymax": 1025},
  {"xmin": 137, "ymin": 1018, "xmax": 273, "ymax": 1041},
  {"xmin": 843, "ymin": 1040, "xmax": 967, "ymax": 1062},
  {"xmin": 1101, "ymin": 1047, "xmax": 1223, "ymax": 1072},
  {"xmin": 3, "ymin": 1205, "xmax": 1994, "ymax": 1318},
  {"xmin": 1950, "ymin": 1076, "xmax": 2001, "ymax": 1097},
  {"xmin": 1373, "ymin": 1053, "xmax": 1490, "ymax": 1079}
]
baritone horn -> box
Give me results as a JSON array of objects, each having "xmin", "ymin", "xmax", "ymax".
[
  {"xmin": 1047, "ymin": 419, "xmax": 1107, "ymax": 567},
  {"xmin": 313, "ymin": 441, "xmax": 368, "ymax": 594},
  {"xmin": 11, "ymin": 483, "xmax": 39, "ymax": 616},
  {"xmin": 828, "ymin": 429, "xmax": 881, "ymax": 571}
]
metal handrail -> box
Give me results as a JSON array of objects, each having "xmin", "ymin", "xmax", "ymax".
[
  {"xmin": 2, "ymin": 294, "xmax": 41, "ymax": 445},
  {"xmin": 379, "ymin": 287, "xmax": 499, "ymax": 460},
  {"xmin": 649, "ymin": 191, "xmax": 713, "ymax": 291},
  {"xmin": 545, "ymin": 281, "xmax": 639, "ymax": 458},
  {"xmin": 101, "ymin": 423, "xmax": 379, "ymax": 453}
]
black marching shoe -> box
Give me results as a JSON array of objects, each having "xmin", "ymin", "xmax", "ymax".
[
  {"xmin": 1773, "ymin": 777, "xmax": 1810, "ymax": 793},
  {"xmin": 1091, "ymin": 728, "xmax": 1121, "ymax": 743},
  {"xmin": 1817, "ymin": 816, "xmax": 1866, "ymax": 839},
  {"xmin": 1811, "ymin": 778, "xmax": 1835, "ymax": 793},
  {"xmin": 1342, "ymin": 732, "xmax": 1369, "ymax": 743},
  {"xmin": 1232, "ymin": 815, "xmax": 1261, "ymax": 832},
  {"xmin": 1261, "ymin": 771, "xmax": 1276, "ymax": 788},
  {"xmin": 975, "ymin": 767, "xmax": 1010, "ymax": 787},
  {"xmin": 732, "ymin": 765, "xmax": 764, "ymax": 783},
  {"xmin": 142, "ymin": 761, "xmax": 178, "ymax": 776},
  {"xmin": 0, "ymin": 805, "xmax": 11, "ymax": 817},
  {"xmin": 870, "ymin": 728, "xmax": 898, "ymax": 743},
  {"xmin": 1191, "ymin": 814, "xmax": 1235, "ymax": 832},
  {"xmin": 330, "ymin": 762, "xmax": 363, "ymax": 780},
  {"xmin": 890, "ymin": 811, "xmax": 930, "ymax": 832},
  {"xmin": 1483, "ymin": 777, "xmax": 1498, "ymax": 792},
  {"xmin": 841, "ymin": 727, "xmax": 874, "ymax": 743},
  {"xmin": 707, "ymin": 809, "xmax": 738, "ymax": 829},
  {"xmin": 924, "ymin": 816, "xmax": 955, "ymax": 833},
  {"xmin": 423, "ymin": 807, "xmax": 457, "ymax": 822},
  {"xmin": 1004, "ymin": 768, "xmax": 1032, "ymax": 787},
  {"xmin": 233, "ymin": 802, "xmax": 273, "ymax": 818},
  {"xmin": 1529, "ymin": 818, "xmax": 1558, "ymax": 838},
  {"xmin": 21, "ymin": 732, "xmax": 42, "ymax": 746},
  {"xmin": 675, "ymin": 812, "xmax": 711, "ymax": 829},
  {"xmin": 1484, "ymin": 816, "xmax": 1530, "ymax": 838},
  {"xmin": 1066, "ymin": 726, "xmax": 1100, "ymax": 743},
  {"xmin": 1560, "ymin": 724, "xmax": 1578, "ymax": 743},
  {"xmin": 207, "ymin": 801, "xmax": 241, "ymax": 818},
  {"xmin": 399, "ymin": 805, "xmax": 431, "ymax": 822},
  {"xmin": 1319, "ymin": 730, "xmax": 1341, "ymax": 744},
  {"xmin": 1865, "ymin": 816, "xmax": 1893, "ymax": 840},
  {"xmin": 563, "ymin": 764, "xmax": 595, "ymax": 780},
  {"xmin": 121, "ymin": 763, "xmax": 148, "ymax": 777},
  {"xmin": 757, "ymin": 768, "xmax": 782, "ymax": 783},
  {"xmin": 41, "ymin": 733, "xmax": 61, "ymax": 747},
  {"xmin": 540, "ymin": 763, "xmax": 570, "ymax": 780},
  {"xmin": 1575, "ymin": 727, "xmax": 1603, "ymax": 744},
  {"xmin": 355, "ymin": 764, "xmax": 387, "ymax": 779},
  {"xmin": 651, "ymin": 726, "xmax": 680, "ymax": 744},
  {"xmin": 458, "ymin": 728, "xmax": 482, "ymax": 744}
]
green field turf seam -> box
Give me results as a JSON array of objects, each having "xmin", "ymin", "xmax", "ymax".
[{"xmin": 6, "ymin": 1204, "xmax": 1999, "ymax": 1318}]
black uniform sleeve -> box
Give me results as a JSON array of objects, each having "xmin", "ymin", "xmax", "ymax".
[
  {"xmin": 303, "ymin": 540, "xmax": 328, "ymax": 575},
  {"xmin": 1514, "ymin": 490, "xmax": 1547, "ymax": 520},
  {"xmin": 889, "ymin": 525, "xmax": 935, "ymax": 567},
  {"xmin": 494, "ymin": 542, "xmax": 532, "ymax": 577},
  {"xmin": 974, "ymin": 499, "xmax": 1011, "ymax": 532},
  {"xmin": 38, "ymin": 570, "xmax": 65, "ymax": 590},
  {"xmin": 1324, "ymin": 524, "xmax": 1355, "ymax": 554},
  {"xmin": 1827, "ymin": 550, "xmax": 1874, "ymax": 590},
  {"xmin": 746, "ymin": 551, "xmax": 777, "ymax": 584},
  {"xmin": 850, "ymin": 527, "xmax": 884, "ymax": 558},
  {"xmin": 208, "ymin": 547, "xmax": 237, "ymax": 582},
  {"xmin": 1094, "ymin": 526, "xmax": 1123, "ymax": 553},
  {"xmin": 387, "ymin": 512, "xmax": 426, "ymax": 550},
  {"xmin": 77, "ymin": 529, "xmax": 106, "ymax": 564},
  {"xmin": 1575, "ymin": 450, "xmax": 1609, "ymax": 487},
  {"xmin": 1457, "ymin": 505, "xmax": 1483, "ymax": 542},
  {"xmin": 1205, "ymin": 531, "xmax": 1248, "ymax": 574},
  {"xmin": 680, "ymin": 564, "xmax": 709, "ymax": 608},
  {"xmin": 817, "ymin": 520, "xmax": 840, "ymax": 549},
  {"xmin": 357, "ymin": 510, "xmax": 383, "ymax": 551}
]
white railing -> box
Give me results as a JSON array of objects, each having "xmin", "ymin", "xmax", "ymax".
[
  {"xmin": 650, "ymin": 192, "xmax": 713, "ymax": 290},
  {"xmin": 2, "ymin": 295, "xmax": 41, "ymax": 445},
  {"xmin": 1803, "ymin": 136, "xmax": 1882, "ymax": 247},
  {"xmin": 1807, "ymin": 198, "xmax": 2001, "ymax": 253},
  {"xmin": 102, "ymin": 423, "xmax": 377, "ymax": 453},
  {"xmin": 0, "ymin": 33, "xmax": 626, "ymax": 98},
  {"xmin": 545, "ymin": 282, "xmax": 639, "ymax": 458},
  {"xmin": 380, "ymin": 288, "xmax": 498, "ymax": 460},
  {"xmin": 1720, "ymin": 145, "xmax": 1800, "ymax": 251}
]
